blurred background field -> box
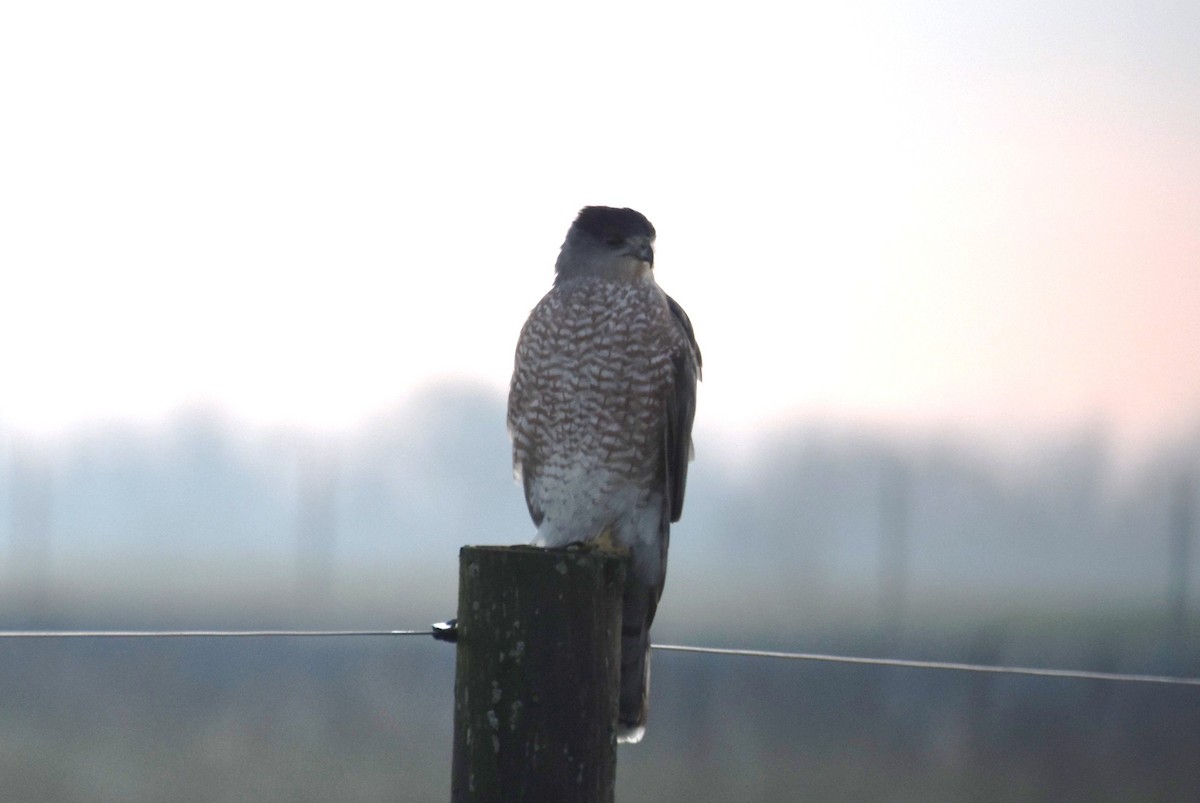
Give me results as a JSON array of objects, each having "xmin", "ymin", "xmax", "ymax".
[{"xmin": 1, "ymin": 386, "xmax": 1198, "ymax": 801}]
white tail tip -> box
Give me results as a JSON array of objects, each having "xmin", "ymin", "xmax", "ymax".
[{"xmin": 617, "ymin": 724, "xmax": 645, "ymax": 745}]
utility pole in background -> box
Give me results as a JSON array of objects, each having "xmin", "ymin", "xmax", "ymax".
[
  {"xmin": 295, "ymin": 438, "xmax": 339, "ymax": 609},
  {"xmin": 879, "ymin": 456, "xmax": 910, "ymax": 638},
  {"xmin": 1169, "ymin": 470, "xmax": 1194, "ymax": 652},
  {"xmin": 9, "ymin": 440, "xmax": 53, "ymax": 619}
]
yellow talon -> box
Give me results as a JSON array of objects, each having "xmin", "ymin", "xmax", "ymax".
[{"xmin": 591, "ymin": 528, "xmax": 629, "ymax": 555}]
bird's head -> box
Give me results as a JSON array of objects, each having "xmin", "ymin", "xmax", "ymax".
[{"xmin": 554, "ymin": 206, "xmax": 656, "ymax": 285}]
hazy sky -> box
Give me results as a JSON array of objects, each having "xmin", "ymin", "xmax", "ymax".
[{"xmin": 2, "ymin": 2, "xmax": 1198, "ymax": 450}]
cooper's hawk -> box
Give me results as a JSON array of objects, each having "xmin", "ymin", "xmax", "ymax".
[{"xmin": 508, "ymin": 206, "xmax": 701, "ymax": 743}]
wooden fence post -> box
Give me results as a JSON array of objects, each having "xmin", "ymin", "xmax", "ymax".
[{"xmin": 450, "ymin": 545, "xmax": 626, "ymax": 803}]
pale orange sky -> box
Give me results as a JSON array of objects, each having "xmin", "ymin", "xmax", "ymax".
[{"xmin": 1, "ymin": 2, "xmax": 1197, "ymax": 453}]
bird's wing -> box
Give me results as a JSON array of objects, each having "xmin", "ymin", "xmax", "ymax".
[
  {"xmin": 664, "ymin": 294, "xmax": 701, "ymax": 523},
  {"xmin": 507, "ymin": 311, "xmax": 546, "ymax": 528}
]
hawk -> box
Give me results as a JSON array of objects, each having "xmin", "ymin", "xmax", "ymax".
[{"xmin": 507, "ymin": 206, "xmax": 701, "ymax": 743}]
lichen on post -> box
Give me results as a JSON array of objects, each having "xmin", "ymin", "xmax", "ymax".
[{"xmin": 450, "ymin": 544, "xmax": 626, "ymax": 803}]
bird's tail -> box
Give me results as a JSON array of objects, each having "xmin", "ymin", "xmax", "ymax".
[{"xmin": 617, "ymin": 585, "xmax": 654, "ymax": 744}]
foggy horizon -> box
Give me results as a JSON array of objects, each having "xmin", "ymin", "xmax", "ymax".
[{"xmin": 3, "ymin": 381, "xmax": 1197, "ymax": 628}]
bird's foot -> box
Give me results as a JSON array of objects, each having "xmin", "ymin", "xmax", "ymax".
[{"xmin": 566, "ymin": 528, "xmax": 630, "ymax": 556}]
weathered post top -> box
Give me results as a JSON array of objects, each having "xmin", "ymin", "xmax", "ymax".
[{"xmin": 450, "ymin": 545, "xmax": 626, "ymax": 803}]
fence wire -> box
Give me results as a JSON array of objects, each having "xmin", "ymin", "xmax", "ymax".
[
  {"xmin": 0, "ymin": 627, "xmax": 1197, "ymax": 688},
  {"xmin": 0, "ymin": 629, "xmax": 428, "ymax": 638},
  {"xmin": 650, "ymin": 643, "xmax": 1200, "ymax": 687}
]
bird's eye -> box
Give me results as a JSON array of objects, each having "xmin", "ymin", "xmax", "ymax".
[{"xmin": 605, "ymin": 233, "xmax": 625, "ymax": 246}]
